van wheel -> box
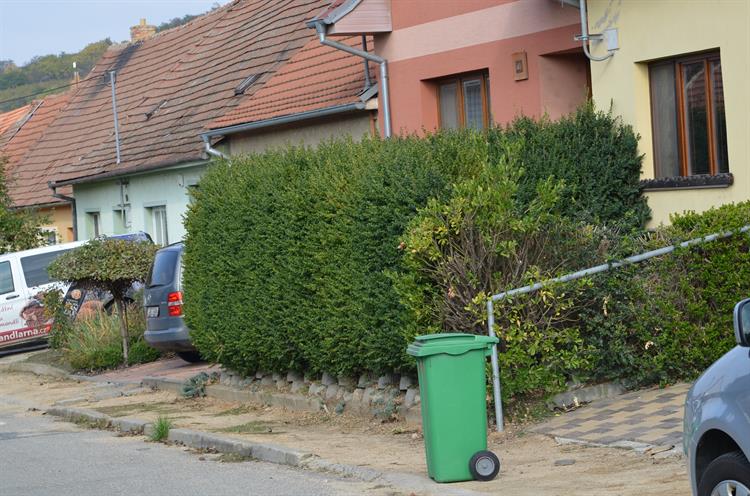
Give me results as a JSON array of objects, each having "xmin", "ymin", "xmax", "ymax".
[
  {"xmin": 698, "ymin": 451, "xmax": 750, "ymax": 496},
  {"xmin": 177, "ymin": 351, "xmax": 203, "ymax": 363}
]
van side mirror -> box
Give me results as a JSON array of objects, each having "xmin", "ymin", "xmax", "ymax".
[{"xmin": 733, "ymin": 298, "xmax": 750, "ymax": 347}]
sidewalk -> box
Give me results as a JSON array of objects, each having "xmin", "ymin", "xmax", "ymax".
[
  {"xmin": 0, "ymin": 353, "xmax": 690, "ymax": 495},
  {"xmin": 531, "ymin": 383, "xmax": 690, "ymax": 454}
]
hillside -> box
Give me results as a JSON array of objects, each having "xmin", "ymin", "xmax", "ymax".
[
  {"xmin": 0, "ymin": 39, "xmax": 111, "ymax": 112},
  {"xmin": 0, "ymin": 5, "xmax": 221, "ymax": 113}
]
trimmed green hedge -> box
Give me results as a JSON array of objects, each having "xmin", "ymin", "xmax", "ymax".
[
  {"xmin": 581, "ymin": 202, "xmax": 750, "ymax": 387},
  {"xmin": 183, "ymin": 105, "xmax": 648, "ymax": 380},
  {"xmin": 183, "ymin": 135, "xmax": 482, "ymax": 376}
]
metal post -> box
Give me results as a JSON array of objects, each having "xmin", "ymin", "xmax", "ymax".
[
  {"xmin": 487, "ymin": 299, "xmax": 504, "ymax": 432},
  {"xmin": 109, "ymin": 70, "xmax": 121, "ymax": 164}
]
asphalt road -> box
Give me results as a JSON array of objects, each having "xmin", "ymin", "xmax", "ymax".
[{"xmin": 0, "ymin": 395, "xmax": 395, "ymax": 496}]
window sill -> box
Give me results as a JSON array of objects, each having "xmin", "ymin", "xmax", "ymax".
[{"xmin": 640, "ymin": 173, "xmax": 733, "ymax": 192}]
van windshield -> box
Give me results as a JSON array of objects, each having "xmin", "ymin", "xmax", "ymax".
[
  {"xmin": 21, "ymin": 249, "xmax": 73, "ymax": 288},
  {"xmin": 148, "ymin": 250, "xmax": 179, "ymax": 288}
]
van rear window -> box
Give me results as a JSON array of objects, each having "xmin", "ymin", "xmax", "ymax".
[
  {"xmin": 148, "ymin": 250, "xmax": 179, "ymax": 288},
  {"xmin": 21, "ymin": 249, "xmax": 72, "ymax": 288}
]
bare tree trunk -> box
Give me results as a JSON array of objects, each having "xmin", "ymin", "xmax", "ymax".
[{"xmin": 116, "ymin": 298, "xmax": 129, "ymax": 366}]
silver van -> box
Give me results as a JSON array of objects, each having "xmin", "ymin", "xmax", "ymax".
[{"xmin": 684, "ymin": 299, "xmax": 750, "ymax": 495}]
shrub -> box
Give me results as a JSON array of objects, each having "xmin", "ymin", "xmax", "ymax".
[
  {"xmin": 580, "ymin": 202, "xmax": 750, "ymax": 387},
  {"xmin": 396, "ymin": 140, "xmax": 605, "ymax": 396},
  {"xmin": 183, "ymin": 105, "xmax": 648, "ymax": 383},
  {"xmin": 48, "ymin": 238, "xmax": 157, "ymax": 364},
  {"xmin": 0, "ymin": 156, "xmax": 48, "ymax": 251},
  {"xmin": 502, "ymin": 102, "xmax": 650, "ymax": 229},
  {"xmin": 42, "ymin": 289, "xmax": 74, "ymax": 350},
  {"xmin": 184, "ymin": 135, "xmax": 477, "ymax": 377},
  {"xmin": 62, "ymin": 305, "xmax": 159, "ymax": 371}
]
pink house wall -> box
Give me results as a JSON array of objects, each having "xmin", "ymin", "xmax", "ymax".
[{"xmin": 367, "ymin": 0, "xmax": 588, "ymax": 135}]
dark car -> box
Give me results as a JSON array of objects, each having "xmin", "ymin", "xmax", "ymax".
[{"xmin": 143, "ymin": 242, "xmax": 201, "ymax": 363}]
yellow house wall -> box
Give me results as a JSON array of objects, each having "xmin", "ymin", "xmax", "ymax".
[
  {"xmin": 36, "ymin": 204, "xmax": 74, "ymax": 243},
  {"xmin": 587, "ymin": 0, "xmax": 750, "ymax": 227}
]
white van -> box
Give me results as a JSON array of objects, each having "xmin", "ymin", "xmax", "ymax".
[{"xmin": 0, "ymin": 240, "xmax": 85, "ymax": 353}]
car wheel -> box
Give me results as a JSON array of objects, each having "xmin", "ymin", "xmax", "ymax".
[
  {"xmin": 177, "ymin": 351, "xmax": 203, "ymax": 363},
  {"xmin": 698, "ymin": 451, "xmax": 750, "ymax": 496}
]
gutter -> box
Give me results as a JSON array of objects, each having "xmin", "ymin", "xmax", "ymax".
[
  {"xmin": 201, "ymin": 101, "xmax": 366, "ymax": 139},
  {"xmin": 48, "ymin": 156, "xmax": 205, "ymax": 187},
  {"xmin": 306, "ymin": 21, "xmax": 392, "ymax": 138},
  {"xmin": 48, "ymin": 181, "xmax": 77, "ymax": 241}
]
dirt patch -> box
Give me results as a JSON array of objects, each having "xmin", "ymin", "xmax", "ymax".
[
  {"xmin": 0, "ymin": 372, "xmax": 689, "ymax": 495},
  {"xmin": 18, "ymin": 349, "xmax": 75, "ymax": 373}
]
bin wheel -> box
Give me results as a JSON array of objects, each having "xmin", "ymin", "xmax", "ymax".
[{"xmin": 469, "ymin": 450, "xmax": 500, "ymax": 481}]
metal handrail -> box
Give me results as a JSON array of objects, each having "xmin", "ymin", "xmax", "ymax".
[{"xmin": 487, "ymin": 224, "xmax": 750, "ymax": 432}]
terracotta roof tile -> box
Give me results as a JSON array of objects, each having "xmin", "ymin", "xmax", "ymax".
[
  {"xmin": 0, "ymin": 93, "xmax": 73, "ymax": 205},
  {"xmin": 10, "ymin": 0, "xmax": 330, "ymax": 207},
  {"xmin": 0, "ymin": 104, "xmax": 33, "ymax": 137},
  {"xmin": 208, "ymin": 34, "xmax": 373, "ymax": 129}
]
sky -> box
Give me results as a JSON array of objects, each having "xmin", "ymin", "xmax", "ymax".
[{"xmin": 0, "ymin": 0, "xmax": 230, "ymax": 66}]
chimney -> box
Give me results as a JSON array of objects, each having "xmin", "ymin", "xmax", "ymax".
[{"xmin": 130, "ymin": 18, "xmax": 156, "ymax": 43}]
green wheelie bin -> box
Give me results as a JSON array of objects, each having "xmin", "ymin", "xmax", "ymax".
[{"xmin": 407, "ymin": 333, "xmax": 500, "ymax": 483}]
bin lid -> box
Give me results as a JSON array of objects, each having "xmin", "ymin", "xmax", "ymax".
[{"xmin": 406, "ymin": 333, "xmax": 499, "ymax": 357}]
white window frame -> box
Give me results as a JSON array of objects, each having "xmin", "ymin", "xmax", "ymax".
[{"xmin": 147, "ymin": 205, "xmax": 169, "ymax": 246}]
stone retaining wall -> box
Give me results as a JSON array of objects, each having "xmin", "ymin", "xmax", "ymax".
[{"xmin": 218, "ymin": 369, "xmax": 422, "ymax": 424}]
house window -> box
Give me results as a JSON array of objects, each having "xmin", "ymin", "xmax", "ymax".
[
  {"xmin": 42, "ymin": 228, "xmax": 58, "ymax": 245},
  {"xmin": 86, "ymin": 212, "xmax": 101, "ymax": 239},
  {"xmin": 438, "ymin": 73, "xmax": 491, "ymax": 130},
  {"xmin": 147, "ymin": 205, "xmax": 169, "ymax": 246},
  {"xmin": 649, "ymin": 52, "xmax": 728, "ymax": 178}
]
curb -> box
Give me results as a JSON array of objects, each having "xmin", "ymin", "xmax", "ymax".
[{"xmin": 45, "ymin": 405, "xmax": 481, "ymax": 496}]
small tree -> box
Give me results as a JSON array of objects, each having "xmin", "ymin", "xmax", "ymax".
[
  {"xmin": 0, "ymin": 156, "xmax": 47, "ymax": 251},
  {"xmin": 49, "ymin": 238, "xmax": 158, "ymax": 364}
]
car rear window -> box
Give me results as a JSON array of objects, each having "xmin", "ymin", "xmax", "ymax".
[
  {"xmin": 21, "ymin": 249, "xmax": 72, "ymax": 288},
  {"xmin": 148, "ymin": 250, "xmax": 179, "ymax": 288}
]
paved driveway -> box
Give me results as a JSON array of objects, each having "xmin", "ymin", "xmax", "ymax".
[
  {"xmin": 532, "ymin": 383, "xmax": 691, "ymax": 451},
  {"xmin": 92, "ymin": 357, "xmax": 219, "ymax": 384}
]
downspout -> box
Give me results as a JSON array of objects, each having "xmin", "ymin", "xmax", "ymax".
[
  {"xmin": 311, "ymin": 22, "xmax": 392, "ymax": 138},
  {"xmin": 48, "ymin": 181, "xmax": 78, "ymax": 241},
  {"xmin": 575, "ymin": 0, "xmax": 615, "ymax": 62},
  {"xmin": 361, "ymin": 34, "xmax": 372, "ymax": 88},
  {"xmin": 201, "ymin": 135, "xmax": 228, "ymax": 160}
]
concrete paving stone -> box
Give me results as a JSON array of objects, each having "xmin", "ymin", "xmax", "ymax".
[
  {"xmin": 324, "ymin": 385, "xmax": 339, "ymax": 401},
  {"xmin": 532, "ymin": 383, "xmax": 691, "ymax": 455},
  {"xmin": 377, "ymin": 374, "xmax": 395, "ymax": 389},
  {"xmin": 357, "ymin": 373, "xmax": 374, "ymax": 388},
  {"xmin": 287, "ymin": 371, "xmax": 303, "ymax": 383},
  {"xmin": 336, "ymin": 376, "xmax": 354, "ymax": 387},
  {"xmin": 398, "ymin": 375, "xmax": 414, "ymax": 391},
  {"xmin": 321, "ymin": 372, "xmax": 336, "ymax": 386}
]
